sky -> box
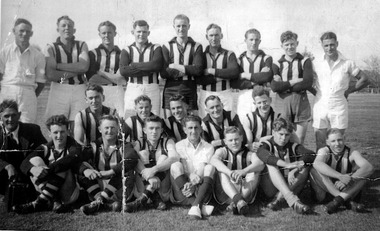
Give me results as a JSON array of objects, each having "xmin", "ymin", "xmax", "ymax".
[{"xmin": 1, "ymin": 0, "xmax": 379, "ymax": 66}]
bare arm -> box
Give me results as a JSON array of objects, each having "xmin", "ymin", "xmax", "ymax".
[
  {"xmin": 45, "ymin": 45, "xmax": 78, "ymax": 81},
  {"xmin": 345, "ymin": 70, "xmax": 370, "ymax": 97},
  {"xmin": 210, "ymin": 148, "xmax": 232, "ymax": 176},
  {"xmin": 56, "ymin": 43, "xmax": 90, "ymax": 73},
  {"xmin": 350, "ymin": 150, "xmax": 374, "ymax": 178},
  {"xmin": 73, "ymin": 112, "xmax": 86, "ymax": 146}
]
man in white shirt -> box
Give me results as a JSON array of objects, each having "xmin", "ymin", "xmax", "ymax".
[
  {"xmin": 0, "ymin": 18, "xmax": 46, "ymax": 123},
  {"xmin": 313, "ymin": 32, "xmax": 369, "ymax": 150}
]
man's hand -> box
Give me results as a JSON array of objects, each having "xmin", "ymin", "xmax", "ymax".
[
  {"xmin": 182, "ymin": 182, "xmax": 195, "ymax": 198},
  {"xmin": 84, "ymin": 169, "xmax": 102, "ymax": 180},
  {"xmin": 288, "ymin": 168, "xmax": 299, "ymax": 186},
  {"xmin": 148, "ymin": 177, "xmax": 161, "ymax": 190},
  {"xmin": 189, "ymin": 173, "xmax": 201, "ymax": 185},
  {"xmin": 99, "ymin": 170, "xmax": 115, "ymax": 179},
  {"xmin": 241, "ymin": 72, "xmax": 251, "ymax": 80},
  {"xmin": 204, "ymin": 68, "xmax": 215, "ymax": 76},
  {"xmin": 273, "ymin": 75, "xmax": 282, "ymax": 81},
  {"xmin": 338, "ymin": 174, "xmax": 353, "ymax": 186},
  {"xmin": 141, "ymin": 167, "xmax": 157, "ymax": 181},
  {"xmin": 230, "ymin": 170, "xmax": 245, "ymax": 183},
  {"xmin": 211, "ymin": 140, "xmax": 223, "ymax": 148},
  {"xmin": 334, "ymin": 180, "xmax": 347, "ymax": 191},
  {"xmin": 261, "ymin": 66, "xmax": 270, "ymax": 72},
  {"xmin": 289, "ymin": 78, "xmax": 303, "ymax": 86},
  {"xmin": 247, "ymin": 142, "xmax": 261, "ymax": 152},
  {"xmin": 285, "ymin": 161, "xmax": 305, "ymax": 170},
  {"xmin": 5, "ymin": 164, "xmax": 17, "ymax": 179},
  {"xmin": 30, "ymin": 166, "xmax": 49, "ymax": 179}
]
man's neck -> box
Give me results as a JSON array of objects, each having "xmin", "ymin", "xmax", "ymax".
[
  {"xmin": 90, "ymin": 106, "xmax": 103, "ymax": 116},
  {"xmin": 103, "ymin": 138, "xmax": 117, "ymax": 149},
  {"xmin": 16, "ymin": 41, "xmax": 29, "ymax": 53},
  {"xmin": 60, "ymin": 36, "xmax": 74, "ymax": 46},
  {"xmin": 285, "ymin": 54, "xmax": 296, "ymax": 62},
  {"xmin": 210, "ymin": 114, "xmax": 223, "ymax": 125},
  {"xmin": 176, "ymin": 37, "xmax": 188, "ymax": 46},
  {"xmin": 102, "ymin": 43, "xmax": 114, "ymax": 51},
  {"xmin": 188, "ymin": 138, "xmax": 201, "ymax": 148},
  {"xmin": 135, "ymin": 41, "xmax": 147, "ymax": 51},
  {"xmin": 148, "ymin": 138, "xmax": 159, "ymax": 147},
  {"xmin": 209, "ymin": 45, "xmax": 220, "ymax": 55},
  {"xmin": 258, "ymin": 110, "xmax": 270, "ymax": 119}
]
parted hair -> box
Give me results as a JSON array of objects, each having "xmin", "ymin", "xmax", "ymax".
[
  {"xmin": 85, "ymin": 84, "xmax": 104, "ymax": 95},
  {"xmin": 169, "ymin": 94, "xmax": 185, "ymax": 103},
  {"xmin": 134, "ymin": 95, "xmax": 151, "ymax": 105},
  {"xmin": 252, "ymin": 85, "xmax": 270, "ymax": 99},
  {"xmin": 204, "ymin": 95, "xmax": 221, "ymax": 106},
  {"xmin": 206, "ymin": 23, "xmax": 222, "ymax": 33},
  {"xmin": 46, "ymin": 115, "xmax": 69, "ymax": 131},
  {"xmin": 280, "ymin": 31, "xmax": 298, "ymax": 43},
  {"xmin": 224, "ymin": 126, "xmax": 242, "ymax": 136},
  {"xmin": 320, "ymin": 32, "xmax": 337, "ymax": 42},
  {"xmin": 14, "ymin": 18, "xmax": 32, "ymax": 28},
  {"xmin": 99, "ymin": 114, "xmax": 119, "ymax": 126},
  {"xmin": 272, "ymin": 117, "xmax": 294, "ymax": 133},
  {"xmin": 98, "ymin": 20, "xmax": 116, "ymax": 32},
  {"xmin": 57, "ymin": 15, "xmax": 74, "ymax": 26},
  {"xmin": 326, "ymin": 128, "xmax": 344, "ymax": 138},
  {"xmin": 181, "ymin": 115, "xmax": 202, "ymax": 127},
  {"xmin": 0, "ymin": 100, "xmax": 19, "ymax": 113},
  {"xmin": 173, "ymin": 14, "xmax": 190, "ymax": 24},
  {"xmin": 143, "ymin": 115, "xmax": 163, "ymax": 128},
  {"xmin": 245, "ymin": 28, "xmax": 261, "ymax": 39},
  {"xmin": 133, "ymin": 20, "xmax": 149, "ymax": 29}
]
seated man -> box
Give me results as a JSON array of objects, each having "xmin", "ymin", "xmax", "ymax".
[
  {"xmin": 210, "ymin": 126, "xmax": 263, "ymax": 215},
  {"xmin": 256, "ymin": 117, "xmax": 315, "ymax": 214},
  {"xmin": 202, "ymin": 95, "xmax": 241, "ymax": 148},
  {"xmin": 74, "ymin": 84, "xmax": 118, "ymax": 146},
  {"xmin": 124, "ymin": 115, "xmax": 179, "ymax": 212},
  {"xmin": 78, "ymin": 115, "xmax": 139, "ymax": 215},
  {"xmin": 170, "ymin": 115, "xmax": 215, "ymax": 219},
  {"xmin": 13, "ymin": 115, "xmax": 82, "ymax": 214},
  {"xmin": 240, "ymin": 86, "xmax": 276, "ymax": 151},
  {"xmin": 310, "ymin": 128, "xmax": 374, "ymax": 214},
  {"xmin": 164, "ymin": 95, "xmax": 188, "ymax": 142},
  {"xmin": 0, "ymin": 100, "xmax": 47, "ymax": 197},
  {"xmin": 124, "ymin": 95, "xmax": 157, "ymax": 142}
]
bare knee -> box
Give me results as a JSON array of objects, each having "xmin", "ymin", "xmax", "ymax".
[
  {"xmin": 170, "ymin": 162, "xmax": 184, "ymax": 178},
  {"xmin": 29, "ymin": 157, "xmax": 46, "ymax": 167},
  {"xmin": 203, "ymin": 164, "xmax": 215, "ymax": 178}
]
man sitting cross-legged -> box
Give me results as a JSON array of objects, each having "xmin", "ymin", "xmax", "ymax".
[
  {"xmin": 256, "ymin": 117, "xmax": 315, "ymax": 214},
  {"xmin": 210, "ymin": 126, "xmax": 263, "ymax": 215},
  {"xmin": 170, "ymin": 115, "xmax": 215, "ymax": 219},
  {"xmin": 78, "ymin": 115, "xmax": 139, "ymax": 215},
  {"xmin": 13, "ymin": 115, "xmax": 82, "ymax": 214},
  {"xmin": 124, "ymin": 115, "xmax": 179, "ymax": 212},
  {"xmin": 310, "ymin": 128, "xmax": 374, "ymax": 214}
]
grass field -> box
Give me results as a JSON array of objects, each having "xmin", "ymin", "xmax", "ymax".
[{"xmin": 1, "ymin": 90, "xmax": 380, "ymax": 231}]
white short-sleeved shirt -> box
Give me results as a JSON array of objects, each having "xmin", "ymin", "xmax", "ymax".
[
  {"xmin": 0, "ymin": 43, "xmax": 46, "ymax": 88},
  {"xmin": 175, "ymin": 138, "xmax": 214, "ymax": 175}
]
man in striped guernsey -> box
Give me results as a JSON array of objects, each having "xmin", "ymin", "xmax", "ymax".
[
  {"xmin": 256, "ymin": 118, "xmax": 315, "ymax": 214},
  {"xmin": 124, "ymin": 116, "xmax": 179, "ymax": 212},
  {"xmin": 74, "ymin": 84, "xmax": 117, "ymax": 146},
  {"xmin": 44, "ymin": 15, "xmax": 89, "ymax": 132},
  {"xmin": 240, "ymin": 86, "xmax": 276, "ymax": 151},
  {"xmin": 310, "ymin": 128, "xmax": 374, "ymax": 214},
  {"xmin": 232, "ymin": 28, "xmax": 273, "ymax": 118},
  {"xmin": 160, "ymin": 14, "xmax": 203, "ymax": 117},
  {"xmin": 271, "ymin": 31, "xmax": 314, "ymax": 144},
  {"xmin": 86, "ymin": 21, "xmax": 125, "ymax": 117},
  {"xmin": 202, "ymin": 95, "xmax": 241, "ymax": 148},
  {"xmin": 124, "ymin": 95, "xmax": 157, "ymax": 143},
  {"xmin": 78, "ymin": 115, "xmax": 139, "ymax": 215},
  {"xmin": 164, "ymin": 95, "xmax": 188, "ymax": 142},
  {"xmin": 210, "ymin": 126, "xmax": 263, "ymax": 215},
  {"xmin": 120, "ymin": 20, "xmax": 163, "ymax": 119},
  {"xmin": 197, "ymin": 23, "xmax": 239, "ymax": 118}
]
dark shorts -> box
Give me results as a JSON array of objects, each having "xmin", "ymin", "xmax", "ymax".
[
  {"xmin": 277, "ymin": 92, "xmax": 311, "ymax": 123},
  {"xmin": 162, "ymin": 80, "xmax": 198, "ymax": 110}
]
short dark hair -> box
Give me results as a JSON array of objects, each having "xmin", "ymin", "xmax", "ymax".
[
  {"xmin": 272, "ymin": 117, "xmax": 294, "ymax": 133},
  {"xmin": 173, "ymin": 14, "xmax": 190, "ymax": 24},
  {"xmin": 0, "ymin": 100, "xmax": 19, "ymax": 113},
  {"xmin": 182, "ymin": 115, "xmax": 202, "ymax": 127},
  {"xmin": 245, "ymin": 28, "xmax": 261, "ymax": 39},
  {"xmin": 46, "ymin": 115, "xmax": 69, "ymax": 131},
  {"xmin": 98, "ymin": 20, "xmax": 116, "ymax": 32},
  {"xmin": 326, "ymin": 128, "xmax": 344, "ymax": 139},
  {"xmin": 57, "ymin": 15, "xmax": 74, "ymax": 26},
  {"xmin": 99, "ymin": 115, "xmax": 119, "ymax": 126},
  {"xmin": 133, "ymin": 20, "xmax": 149, "ymax": 29},
  {"xmin": 224, "ymin": 126, "xmax": 242, "ymax": 136},
  {"xmin": 280, "ymin": 31, "xmax": 298, "ymax": 43},
  {"xmin": 14, "ymin": 18, "xmax": 32, "ymax": 28},
  {"xmin": 143, "ymin": 115, "xmax": 163, "ymax": 128},
  {"xmin": 134, "ymin": 95, "xmax": 151, "ymax": 105},
  {"xmin": 85, "ymin": 84, "xmax": 104, "ymax": 96},
  {"xmin": 320, "ymin": 32, "xmax": 337, "ymax": 42},
  {"xmin": 169, "ymin": 94, "xmax": 185, "ymax": 103},
  {"xmin": 204, "ymin": 95, "xmax": 221, "ymax": 106},
  {"xmin": 206, "ymin": 23, "xmax": 221, "ymax": 33},
  {"xmin": 252, "ymin": 85, "xmax": 270, "ymax": 99}
]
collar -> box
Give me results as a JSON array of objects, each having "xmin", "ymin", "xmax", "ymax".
[
  {"xmin": 323, "ymin": 51, "xmax": 346, "ymax": 62},
  {"xmin": 254, "ymin": 107, "xmax": 274, "ymax": 120},
  {"xmin": 130, "ymin": 41, "xmax": 153, "ymax": 49},
  {"xmin": 11, "ymin": 42, "xmax": 30, "ymax": 53},
  {"xmin": 47, "ymin": 136, "xmax": 76, "ymax": 150},
  {"xmin": 203, "ymin": 110, "xmax": 228, "ymax": 123},
  {"xmin": 5, "ymin": 125, "xmax": 20, "ymax": 144},
  {"xmin": 185, "ymin": 137, "xmax": 204, "ymax": 149},
  {"xmin": 55, "ymin": 36, "xmax": 76, "ymax": 45},
  {"xmin": 278, "ymin": 53, "xmax": 304, "ymax": 63},
  {"xmin": 169, "ymin": 37, "xmax": 196, "ymax": 45},
  {"xmin": 240, "ymin": 49, "xmax": 266, "ymax": 59},
  {"xmin": 204, "ymin": 45, "xmax": 226, "ymax": 54},
  {"xmin": 98, "ymin": 44, "xmax": 121, "ymax": 53}
]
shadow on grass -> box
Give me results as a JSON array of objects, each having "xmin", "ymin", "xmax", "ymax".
[{"xmin": 363, "ymin": 169, "xmax": 380, "ymax": 209}]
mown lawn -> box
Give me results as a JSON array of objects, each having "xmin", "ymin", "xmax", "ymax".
[{"xmin": 1, "ymin": 91, "xmax": 379, "ymax": 231}]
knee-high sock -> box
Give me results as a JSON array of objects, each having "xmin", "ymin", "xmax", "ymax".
[{"xmin": 192, "ymin": 177, "xmax": 214, "ymax": 206}]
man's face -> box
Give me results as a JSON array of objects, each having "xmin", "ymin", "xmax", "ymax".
[
  {"xmin": 132, "ymin": 25, "xmax": 150, "ymax": 45},
  {"xmin": 13, "ymin": 23, "xmax": 33, "ymax": 45},
  {"xmin": 327, "ymin": 132, "xmax": 345, "ymax": 154},
  {"xmin": 1, "ymin": 108, "xmax": 21, "ymax": 132},
  {"xmin": 253, "ymin": 94, "xmax": 271, "ymax": 115},
  {"xmin": 206, "ymin": 28, "xmax": 223, "ymax": 48},
  {"xmin": 135, "ymin": 100, "xmax": 152, "ymax": 120},
  {"xmin": 273, "ymin": 128, "xmax": 291, "ymax": 147},
  {"xmin": 173, "ymin": 19, "xmax": 190, "ymax": 39},
  {"xmin": 49, "ymin": 124, "xmax": 68, "ymax": 148},
  {"xmin": 99, "ymin": 119, "xmax": 118, "ymax": 141},
  {"xmin": 144, "ymin": 121, "xmax": 163, "ymax": 142},
  {"xmin": 57, "ymin": 19, "xmax": 75, "ymax": 39},
  {"xmin": 245, "ymin": 33, "xmax": 261, "ymax": 52},
  {"xmin": 99, "ymin": 25, "xmax": 116, "ymax": 46},
  {"xmin": 184, "ymin": 121, "xmax": 202, "ymax": 143},
  {"xmin": 224, "ymin": 132, "xmax": 242, "ymax": 153},
  {"xmin": 85, "ymin": 90, "xmax": 104, "ymax": 112},
  {"xmin": 322, "ymin": 38, "xmax": 338, "ymax": 58},
  {"xmin": 170, "ymin": 100, "xmax": 187, "ymax": 121},
  {"xmin": 281, "ymin": 39, "xmax": 298, "ymax": 57},
  {"xmin": 205, "ymin": 99, "xmax": 223, "ymax": 120}
]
